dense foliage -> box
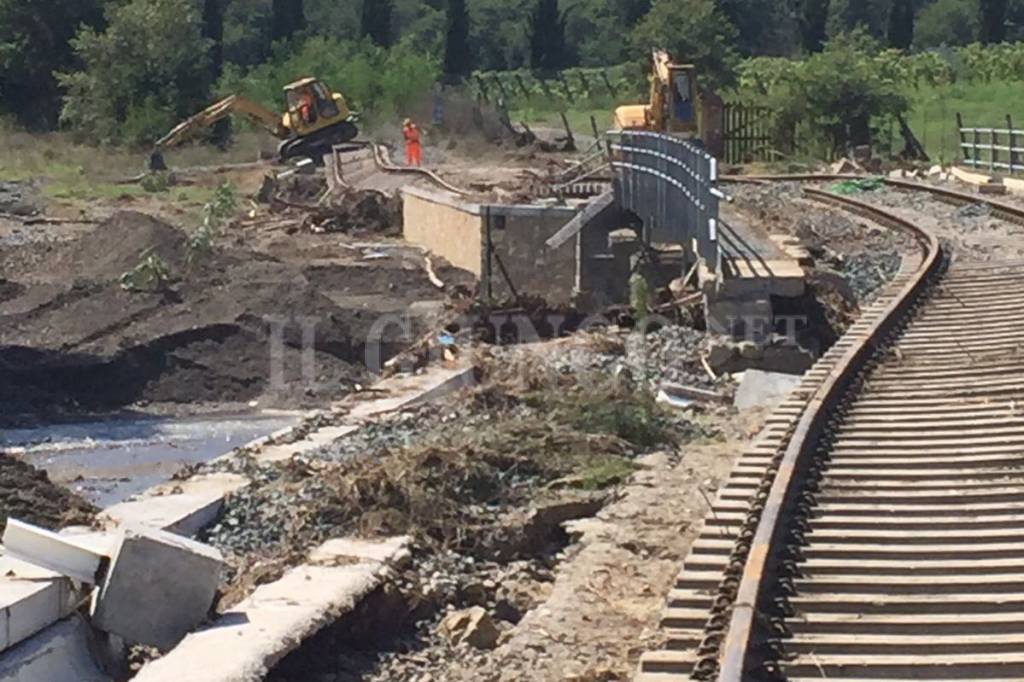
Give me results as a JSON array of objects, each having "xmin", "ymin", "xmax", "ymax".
[{"xmin": 2, "ymin": 0, "xmax": 1024, "ymax": 145}]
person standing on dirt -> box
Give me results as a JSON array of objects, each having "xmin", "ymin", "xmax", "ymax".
[{"xmin": 403, "ymin": 118, "xmax": 423, "ymax": 167}]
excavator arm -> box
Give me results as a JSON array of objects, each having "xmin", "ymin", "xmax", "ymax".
[{"xmin": 150, "ymin": 95, "xmax": 289, "ymax": 169}]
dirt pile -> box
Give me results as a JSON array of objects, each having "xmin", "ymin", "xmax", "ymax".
[
  {"xmin": 0, "ymin": 209, "xmax": 458, "ymax": 422},
  {"xmin": 0, "ymin": 452, "xmax": 96, "ymax": 530}
]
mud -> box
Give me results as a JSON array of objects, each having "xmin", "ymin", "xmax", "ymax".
[
  {"xmin": 0, "ymin": 452, "xmax": 96, "ymax": 530},
  {"xmin": 0, "ymin": 210, "xmax": 471, "ymax": 424}
]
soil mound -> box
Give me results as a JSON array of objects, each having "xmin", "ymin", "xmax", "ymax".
[
  {"xmin": 0, "ymin": 452, "xmax": 96, "ymax": 530},
  {"xmin": 1, "ymin": 208, "xmax": 459, "ymax": 422},
  {"xmin": 59, "ymin": 211, "xmax": 188, "ymax": 283}
]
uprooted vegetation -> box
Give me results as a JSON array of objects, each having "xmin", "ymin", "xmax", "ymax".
[{"xmin": 202, "ymin": 358, "xmax": 720, "ymax": 604}]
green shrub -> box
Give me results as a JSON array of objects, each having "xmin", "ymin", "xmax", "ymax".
[
  {"xmin": 140, "ymin": 171, "xmax": 171, "ymax": 193},
  {"xmin": 120, "ymin": 249, "xmax": 170, "ymax": 292}
]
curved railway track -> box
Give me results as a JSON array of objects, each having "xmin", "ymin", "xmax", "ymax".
[{"xmin": 638, "ymin": 178, "xmax": 1024, "ymax": 681}]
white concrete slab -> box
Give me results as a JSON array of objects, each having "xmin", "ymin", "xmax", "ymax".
[
  {"xmin": 0, "ymin": 614, "xmax": 108, "ymax": 682},
  {"xmin": 101, "ymin": 473, "xmax": 249, "ymax": 537},
  {"xmin": 254, "ymin": 425, "xmax": 359, "ymax": 463},
  {"xmin": 133, "ymin": 536, "xmax": 410, "ymax": 682},
  {"xmin": 0, "ymin": 557, "xmax": 81, "ymax": 652},
  {"xmin": 734, "ymin": 369, "xmax": 803, "ymax": 411},
  {"xmin": 343, "ymin": 365, "xmax": 475, "ymax": 420},
  {"xmin": 92, "ymin": 526, "xmax": 224, "ymax": 650},
  {"xmin": 2, "ymin": 520, "xmax": 106, "ymax": 584}
]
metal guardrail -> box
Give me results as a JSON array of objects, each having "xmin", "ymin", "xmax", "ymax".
[
  {"xmin": 957, "ymin": 113, "xmax": 1024, "ymax": 174},
  {"xmin": 610, "ymin": 131, "xmax": 723, "ymax": 277}
]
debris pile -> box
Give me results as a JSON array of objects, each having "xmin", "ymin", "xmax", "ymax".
[
  {"xmin": 303, "ymin": 191, "xmax": 402, "ymax": 235},
  {"xmin": 1, "ymin": 517, "xmax": 225, "ymax": 656}
]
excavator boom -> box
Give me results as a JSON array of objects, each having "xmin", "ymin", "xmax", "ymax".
[
  {"xmin": 154, "ymin": 95, "xmax": 287, "ymax": 151},
  {"xmin": 149, "ymin": 77, "xmax": 359, "ymax": 171}
]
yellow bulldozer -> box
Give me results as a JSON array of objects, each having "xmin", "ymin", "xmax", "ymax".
[
  {"xmin": 614, "ymin": 49, "xmax": 702, "ymax": 139},
  {"xmin": 150, "ymin": 77, "xmax": 359, "ymax": 170}
]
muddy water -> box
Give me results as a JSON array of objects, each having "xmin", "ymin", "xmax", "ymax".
[{"xmin": 2, "ymin": 413, "xmax": 299, "ymax": 507}]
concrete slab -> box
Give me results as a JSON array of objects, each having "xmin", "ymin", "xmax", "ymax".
[
  {"xmin": 255, "ymin": 425, "xmax": 359, "ymax": 463},
  {"xmin": 133, "ymin": 536, "xmax": 411, "ymax": 682},
  {"xmin": 2, "ymin": 520, "xmax": 106, "ymax": 584},
  {"xmin": 92, "ymin": 526, "xmax": 223, "ymax": 650},
  {"xmin": 0, "ymin": 615, "xmax": 108, "ymax": 682},
  {"xmin": 101, "ymin": 473, "xmax": 249, "ymax": 537},
  {"xmin": 343, "ymin": 365, "xmax": 475, "ymax": 420},
  {"xmin": 0, "ymin": 557, "xmax": 82, "ymax": 652},
  {"xmin": 734, "ymin": 369, "xmax": 804, "ymax": 411}
]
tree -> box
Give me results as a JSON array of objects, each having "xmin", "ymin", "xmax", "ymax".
[
  {"xmin": 631, "ymin": 0, "xmax": 740, "ymax": 89},
  {"xmin": 887, "ymin": 0, "xmax": 914, "ymax": 48},
  {"xmin": 801, "ymin": 0, "xmax": 831, "ymax": 51},
  {"xmin": 443, "ymin": 0, "xmax": 472, "ymax": 80},
  {"xmin": 203, "ymin": 0, "xmax": 230, "ymax": 146},
  {"xmin": 719, "ymin": 0, "xmax": 795, "ymax": 55},
  {"xmin": 468, "ymin": 0, "xmax": 531, "ymax": 70},
  {"xmin": 529, "ymin": 0, "xmax": 570, "ymax": 71},
  {"xmin": 826, "ymin": 0, "xmax": 885, "ymax": 39},
  {"xmin": 915, "ymin": 0, "xmax": 979, "ymax": 47},
  {"xmin": 620, "ymin": 0, "xmax": 653, "ymax": 23},
  {"xmin": 59, "ymin": 0, "xmax": 211, "ymax": 145},
  {"xmin": 980, "ymin": 0, "xmax": 1008, "ymax": 42},
  {"xmin": 271, "ymin": 0, "xmax": 305, "ymax": 42},
  {"xmin": 362, "ymin": 0, "xmax": 394, "ymax": 46},
  {"xmin": 0, "ymin": 0, "xmax": 105, "ymax": 128}
]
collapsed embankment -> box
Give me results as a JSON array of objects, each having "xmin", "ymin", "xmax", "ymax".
[{"xmin": 0, "ymin": 209, "xmax": 472, "ymax": 424}]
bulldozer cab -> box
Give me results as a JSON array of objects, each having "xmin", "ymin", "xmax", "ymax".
[{"xmin": 284, "ymin": 78, "xmax": 343, "ymax": 135}]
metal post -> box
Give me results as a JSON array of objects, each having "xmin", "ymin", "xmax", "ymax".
[
  {"xmin": 956, "ymin": 112, "xmax": 967, "ymax": 165},
  {"xmin": 1009, "ymin": 115, "xmax": 1019, "ymax": 175},
  {"xmin": 991, "ymin": 127, "xmax": 997, "ymax": 172}
]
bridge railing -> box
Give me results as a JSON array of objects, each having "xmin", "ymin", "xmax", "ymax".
[{"xmin": 609, "ymin": 131, "xmax": 723, "ymax": 277}]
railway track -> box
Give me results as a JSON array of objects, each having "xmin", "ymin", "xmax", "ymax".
[{"xmin": 638, "ymin": 180, "xmax": 1024, "ymax": 681}]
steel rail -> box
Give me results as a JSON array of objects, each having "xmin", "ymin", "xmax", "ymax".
[
  {"xmin": 720, "ymin": 173, "xmax": 1024, "ymax": 225},
  {"xmin": 717, "ymin": 189, "xmax": 942, "ymax": 680}
]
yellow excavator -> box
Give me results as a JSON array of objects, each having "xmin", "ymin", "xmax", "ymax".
[
  {"xmin": 614, "ymin": 49, "xmax": 702, "ymax": 139},
  {"xmin": 150, "ymin": 77, "xmax": 359, "ymax": 170}
]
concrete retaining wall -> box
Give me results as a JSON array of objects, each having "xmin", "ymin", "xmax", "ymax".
[
  {"xmin": 402, "ymin": 189, "xmax": 484, "ymax": 275},
  {"xmin": 402, "ymin": 186, "xmax": 590, "ymax": 305}
]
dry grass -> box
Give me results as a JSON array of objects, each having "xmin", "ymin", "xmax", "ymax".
[{"xmin": 0, "ymin": 122, "xmax": 274, "ymax": 203}]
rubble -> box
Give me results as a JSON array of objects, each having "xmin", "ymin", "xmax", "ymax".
[{"xmin": 440, "ymin": 606, "xmax": 501, "ymax": 649}]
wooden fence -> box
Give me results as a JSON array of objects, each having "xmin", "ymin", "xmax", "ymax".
[
  {"xmin": 722, "ymin": 103, "xmax": 787, "ymax": 164},
  {"xmin": 958, "ymin": 113, "xmax": 1024, "ymax": 175}
]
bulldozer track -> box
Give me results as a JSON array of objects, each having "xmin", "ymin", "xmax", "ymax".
[{"xmin": 637, "ymin": 180, "xmax": 1024, "ymax": 681}]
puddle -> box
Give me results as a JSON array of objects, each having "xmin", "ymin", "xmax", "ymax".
[{"xmin": 3, "ymin": 413, "xmax": 300, "ymax": 507}]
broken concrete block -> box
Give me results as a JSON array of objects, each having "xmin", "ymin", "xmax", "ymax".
[
  {"xmin": 92, "ymin": 526, "xmax": 223, "ymax": 651},
  {"xmin": 0, "ymin": 615, "xmax": 109, "ymax": 682},
  {"xmin": 2, "ymin": 519, "xmax": 107, "ymax": 585},
  {"xmin": 440, "ymin": 606, "xmax": 500, "ymax": 649},
  {"xmin": 734, "ymin": 369, "xmax": 803, "ymax": 411}
]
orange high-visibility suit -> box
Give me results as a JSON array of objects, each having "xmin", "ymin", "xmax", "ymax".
[{"xmin": 403, "ymin": 119, "xmax": 422, "ymax": 167}]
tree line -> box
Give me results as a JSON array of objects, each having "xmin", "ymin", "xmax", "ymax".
[{"xmin": 1, "ymin": 0, "xmax": 1023, "ymax": 139}]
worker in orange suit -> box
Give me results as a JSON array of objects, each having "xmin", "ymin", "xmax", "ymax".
[{"xmin": 403, "ymin": 118, "xmax": 423, "ymax": 167}]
